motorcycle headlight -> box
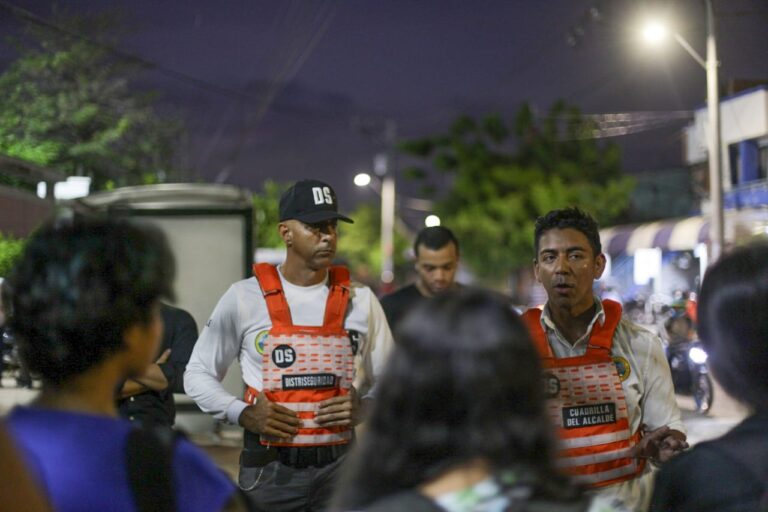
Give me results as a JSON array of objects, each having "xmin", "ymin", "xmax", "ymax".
[{"xmin": 689, "ymin": 346, "xmax": 708, "ymax": 364}]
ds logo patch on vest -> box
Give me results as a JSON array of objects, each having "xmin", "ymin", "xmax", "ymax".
[
  {"xmin": 613, "ymin": 356, "xmax": 631, "ymax": 381},
  {"xmin": 271, "ymin": 344, "xmax": 296, "ymax": 368},
  {"xmin": 543, "ymin": 372, "xmax": 561, "ymax": 398},
  {"xmin": 347, "ymin": 330, "xmax": 361, "ymax": 356}
]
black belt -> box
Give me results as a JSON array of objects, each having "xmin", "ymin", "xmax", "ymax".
[{"xmin": 241, "ymin": 430, "xmax": 350, "ymax": 469}]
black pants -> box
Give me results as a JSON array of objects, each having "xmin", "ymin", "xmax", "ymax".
[
  {"xmin": 239, "ymin": 431, "xmax": 350, "ymax": 512},
  {"xmin": 239, "ymin": 454, "xmax": 346, "ymax": 512}
]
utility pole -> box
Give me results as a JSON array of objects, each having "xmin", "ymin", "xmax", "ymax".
[
  {"xmin": 705, "ymin": 0, "xmax": 723, "ymax": 263},
  {"xmin": 375, "ymin": 120, "xmax": 397, "ymax": 288}
]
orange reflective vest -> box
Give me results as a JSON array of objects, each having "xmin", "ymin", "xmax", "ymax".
[
  {"xmin": 522, "ymin": 300, "xmax": 645, "ymax": 488},
  {"xmin": 245, "ymin": 263, "xmax": 354, "ymax": 447}
]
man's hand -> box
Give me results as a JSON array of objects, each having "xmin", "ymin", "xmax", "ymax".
[
  {"xmin": 635, "ymin": 425, "xmax": 689, "ymax": 463},
  {"xmin": 315, "ymin": 388, "xmax": 362, "ymax": 427},
  {"xmin": 238, "ymin": 391, "xmax": 300, "ymax": 439}
]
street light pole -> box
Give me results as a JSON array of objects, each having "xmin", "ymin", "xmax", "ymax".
[
  {"xmin": 641, "ymin": 1, "xmax": 724, "ymax": 263},
  {"xmin": 373, "ymin": 152, "xmax": 396, "ymax": 287},
  {"xmin": 705, "ymin": 0, "xmax": 724, "ymax": 263},
  {"xmin": 380, "ymin": 169, "xmax": 396, "ymax": 285}
]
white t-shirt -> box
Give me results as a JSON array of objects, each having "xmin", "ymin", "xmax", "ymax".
[
  {"xmin": 184, "ymin": 266, "xmax": 394, "ymax": 425},
  {"xmin": 538, "ymin": 298, "xmax": 686, "ymax": 512}
]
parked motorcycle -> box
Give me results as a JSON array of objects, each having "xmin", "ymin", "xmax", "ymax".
[
  {"xmin": 666, "ymin": 339, "xmax": 713, "ymax": 414},
  {"xmin": 659, "ymin": 304, "xmax": 713, "ymax": 414}
]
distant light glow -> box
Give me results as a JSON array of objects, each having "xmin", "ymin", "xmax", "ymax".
[
  {"xmin": 353, "ymin": 172, "xmax": 371, "ymax": 187},
  {"xmin": 689, "ymin": 347, "xmax": 708, "ymax": 364},
  {"xmin": 381, "ymin": 270, "xmax": 394, "ymax": 283},
  {"xmin": 642, "ymin": 20, "xmax": 669, "ymax": 45},
  {"xmin": 425, "ymin": 215, "xmax": 441, "ymax": 227}
]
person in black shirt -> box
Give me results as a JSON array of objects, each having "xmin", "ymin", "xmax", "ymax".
[
  {"xmin": 117, "ymin": 303, "xmax": 198, "ymax": 428},
  {"xmin": 380, "ymin": 226, "xmax": 460, "ymax": 334}
]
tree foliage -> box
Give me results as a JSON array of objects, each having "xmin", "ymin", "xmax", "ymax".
[
  {"xmin": 336, "ymin": 202, "xmax": 410, "ymax": 286},
  {"xmin": 0, "ymin": 10, "xmax": 183, "ymax": 190},
  {"xmin": 0, "ymin": 232, "xmax": 25, "ymax": 277},
  {"xmin": 400, "ymin": 101, "xmax": 634, "ymax": 280},
  {"xmin": 252, "ymin": 180, "xmax": 289, "ymax": 249}
]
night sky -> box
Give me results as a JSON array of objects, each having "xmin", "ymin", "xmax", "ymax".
[{"xmin": 1, "ymin": 0, "xmax": 767, "ymax": 219}]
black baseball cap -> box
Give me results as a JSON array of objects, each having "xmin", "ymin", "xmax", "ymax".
[{"xmin": 279, "ymin": 179, "xmax": 354, "ymax": 224}]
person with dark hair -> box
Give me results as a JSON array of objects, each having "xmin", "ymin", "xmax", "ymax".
[
  {"xmin": 522, "ymin": 207, "xmax": 687, "ymax": 511},
  {"xmin": 332, "ymin": 290, "xmax": 623, "ymax": 512},
  {"xmin": 651, "ymin": 242, "xmax": 768, "ymax": 511},
  {"xmin": 380, "ymin": 225, "xmax": 461, "ymax": 332},
  {"xmin": 2, "ymin": 215, "xmax": 243, "ymax": 512},
  {"xmin": 117, "ymin": 302, "xmax": 199, "ymax": 428},
  {"xmin": 185, "ymin": 179, "xmax": 394, "ymax": 511}
]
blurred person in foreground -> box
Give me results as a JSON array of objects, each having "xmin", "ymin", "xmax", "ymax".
[
  {"xmin": 380, "ymin": 226, "xmax": 461, "ymax": 333},
  {"xmin": 0, "ymin": 423, "xmax": 50, "ymax": 511},
  {"xmin": 1, "ymin": 215, "xmax": 245, "ymax": 511},
  {"xmin": 651, "ymin": 242, "xmax": 768, "ymax": 511},
  {"xmin": 522, "ymin": 207, "xmax": 687, "ymax": 511},
  {"xmin": 332, "ymin": 289, "xmax": 624, "ymax": 512}
]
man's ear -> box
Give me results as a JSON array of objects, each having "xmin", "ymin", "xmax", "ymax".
[
  {"xmin": 278, "ymin": 222, "xmax": 291, "ymax": 245},
  {"xmin": 533, "ymin": 258, "xmax": 541, "ymax": 283},
  {"xmin": 595, "ymin": 253, "xmax": 607, "ymax": 279}
]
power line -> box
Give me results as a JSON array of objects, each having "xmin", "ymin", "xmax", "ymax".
[{"xmin": 0, "ymin": 1, "xmax": 266, "ymax": 104}]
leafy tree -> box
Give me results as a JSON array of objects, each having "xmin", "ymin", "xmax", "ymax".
[
  {"xmin": 0, "ymin": 10, "xmax": 183, "ymax": 190},
  {"xmin": 337, "ymin": 202, "xmax": 410, "ymax": 287},
  {"xmin": 400, "ymin": 101, "xmax": 634, "ymax": 280},
  {"xmin": 0, "ymin": 232, "xmax": 25, "ymax": 277},
  {"xmin": 252, "ymin": 180, "xmax": 289, "ymax": 249}
]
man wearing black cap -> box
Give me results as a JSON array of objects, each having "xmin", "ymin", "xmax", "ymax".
[{"xmin": 185, "ymin": 179, "xmax": 394, "ymax": 511}]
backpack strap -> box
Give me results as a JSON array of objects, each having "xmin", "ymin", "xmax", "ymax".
[
  {"xmin": 253, "ymin": 263, "xmax": 292, "ymax": 327},
  {"xmin": 323, "ymin": 266, "xmax": 351, "ymax": 329},
  {"xmin": 125, "ymin": 427, "xmax": 178, "ymax": 512}
]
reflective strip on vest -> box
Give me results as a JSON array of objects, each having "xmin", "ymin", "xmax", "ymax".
[
  {"xmin": 570, "ymin": 463, "xmax": 642, "ymax": 487},
  {"xmin": 555, "ymin": 446, "xmax": 635, "ymax": 468},
  {"xmin": 521, "ymin": 300, "xmax": 646, "ymax": 488},
  {"xmin": 275, "ymin": 402, "xmax": 320, "ymax": 412},
  {"xmin": 559, "ymin": 430, "xmax": 630, "ymax": 449}
]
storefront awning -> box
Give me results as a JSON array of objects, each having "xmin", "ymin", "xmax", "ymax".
[
  {"xmin": 601, "ymin": 208, "xmax": 768, "ymax": 257},
  {"xmin": 600, "ymin": 216, "xmax": 710, "ymax": 257}
]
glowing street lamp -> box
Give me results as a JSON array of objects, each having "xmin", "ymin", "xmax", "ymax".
[
  {"xmin": 353, "ymin": 172, "xmax": 372, "ymax": 187},
  {"xmin": 424, "ymin": 215, "xmax": 441, "ymax": 227},
  {"xmin": 641, "ymin": 21, "xmax": 668, "ymax": 45}
]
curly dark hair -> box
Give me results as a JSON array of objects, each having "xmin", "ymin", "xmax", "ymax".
[
  {"xmin": 1, "ymin": 214, "xmax": 175, "ymax": 385},
  {"xmin": 332, "ymin": 289, "xmax": 579, "ymax": 510},
  {"xmin": 534, "ymin": 207, "xmax": 602, "ymax": 257},
  {"xmin": 697, "ymin": 241, "xmax": 768, "ymax": 410}
]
